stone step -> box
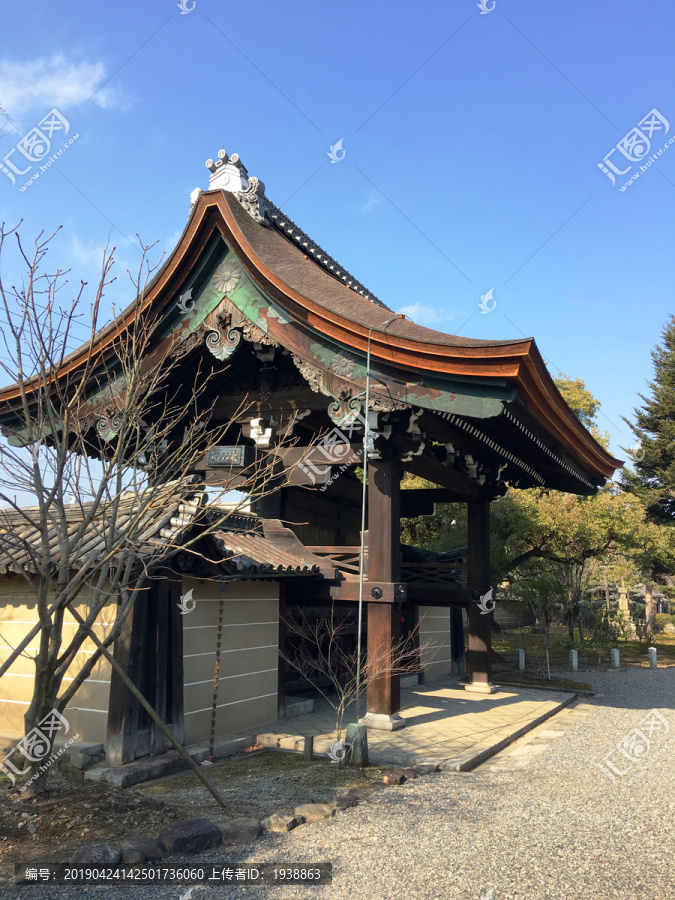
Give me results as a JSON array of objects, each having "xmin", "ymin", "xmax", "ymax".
[
  {"xmin": 283, "ymin": 696, "xmax": 315, "ymax": 719},
  {"xmin": 84, "ymin": 735, "xmax": 257, "ymax": 788}
]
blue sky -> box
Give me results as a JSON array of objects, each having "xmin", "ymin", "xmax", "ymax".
[{"xmin": 0, "ymin": 0, "xmax": 673, "ymax": 465}]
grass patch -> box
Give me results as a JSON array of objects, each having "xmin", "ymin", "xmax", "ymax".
[{"xmin": 492, "ymin": 627, "xmax": 675, "ymax": 668}]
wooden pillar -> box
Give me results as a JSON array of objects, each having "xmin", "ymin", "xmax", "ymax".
[
  {"xmin": 466, "ymin": 498, "xmax": 495, "ymax": 693},
  {"xmin": 364, "ymin": 450, "xmax": 404, "ymax": 729}
]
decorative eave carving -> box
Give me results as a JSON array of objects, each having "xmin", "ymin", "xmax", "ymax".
[
  {"xmin": 242, "ymin": 320, "xmax": 276, "ymax": 347},
  {"xmin": 291, "ymin": 355, "xmax": 331, "ymax": 398},
  {"xmin": 205, "ymin": 321, "xmax": 242, "ymax": 361},
  {"xmin": 401, "ymin": 408, "xmax": 426, "ymax": 464},
  {"xmin": 235, "ymin": 176, "xmax": 270, "ymax": 226},
  {"xmin": 369, "ymin": 394, "xmax": 407, "ymax": 413},
  {"xmin": 96, "ymin": 409, "xmax": 122, "ymax": 442},
  {"xmin": 290, "ymin": 353, "xmax": 408, "ymax": 430}
]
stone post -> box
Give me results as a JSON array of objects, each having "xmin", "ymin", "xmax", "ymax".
[
  {"xmin": 569, "ymin": 649, "xmax": 579, "ymax": 672},
  {"xmin": 346, "ymin": 723, "xmax": 369, "ymax": 768},
  {"xmin": 649, "ymin": 647, "xmax": 657, "ymax": 668},
  {"xmin": 610, "ymin": 648, "xmax": 620, "ymax": 669},
  {"xmin": 518, "ymin": 649, "xmax": 526, "ymax": 673}
]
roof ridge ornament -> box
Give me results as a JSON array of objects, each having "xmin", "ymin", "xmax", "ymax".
[
  {"xmin": 204, "ymin": 148, "xmax": 270, "ymax": 225},
  {"xmin": 197, "ymin": 145, "xmax": 388, "ymax": 307}
]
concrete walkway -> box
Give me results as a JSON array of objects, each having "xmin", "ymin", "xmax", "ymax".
[
  {"xmin": 79, "ymin": 675, "xmax": 577, "ymax": 787},
  {"xmin": 258, "ymin": 674, "xmax": 577, "ymax": 769}
]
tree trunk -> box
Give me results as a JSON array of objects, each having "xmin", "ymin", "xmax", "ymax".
[{"xmin": 645, "ymin": 584, "xmax": 655, "ymax": 643}]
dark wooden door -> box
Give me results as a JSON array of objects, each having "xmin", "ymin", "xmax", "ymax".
[{"xmin": 107, "ymin": 575, "xmax": 185, "ymax": 765}]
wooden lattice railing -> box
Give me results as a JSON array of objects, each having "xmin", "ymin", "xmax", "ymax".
[{"xmin": 306, "ymin": 546, "xmax": 467, "ymax": 588}]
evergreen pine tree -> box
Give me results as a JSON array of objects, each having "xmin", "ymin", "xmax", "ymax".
[{"xmin": 621, "ymin": 315, "xmax": 675, "ymax": 523}]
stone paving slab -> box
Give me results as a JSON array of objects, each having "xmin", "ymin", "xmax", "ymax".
[{"xmin": 255, "ymin": 674, "xmax": 577, "ymax": 770}]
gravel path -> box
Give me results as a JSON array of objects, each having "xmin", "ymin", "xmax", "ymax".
[{"xmin": 6, "ymin": 667, "xmax": 674, "ymax": 900}]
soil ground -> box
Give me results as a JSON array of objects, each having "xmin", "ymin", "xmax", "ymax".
[{"xmin": 0, "ymin": 745, "xmax": 394, "ymax": 886}]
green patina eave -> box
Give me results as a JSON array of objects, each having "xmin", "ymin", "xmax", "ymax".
[
  {"xmin": 308, "ymin": 342, "xmax": 516, "ymax": 419},
  {"xmin": 160, "ymin": 239, "xmax": 292, "ymax": 342},
  {"xmin": 158, "ymin": 242, "xmax": 238, "ymax": 340},
  {"xmin": 192, "ymin": 246, "xmax": 519, "ymax": 421}
]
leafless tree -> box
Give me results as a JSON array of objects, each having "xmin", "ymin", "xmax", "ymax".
[
  {"xmin": 280, "ymin": 607, "xmax": 432, "ymax": 763},
  {"xmin": 0, "ymin": 224, "xmax": 302, "ymax": 795}
]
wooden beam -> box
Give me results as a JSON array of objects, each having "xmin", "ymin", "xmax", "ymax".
[
  {"xmin": 278, "ymin": 578, "xmax": 474, "ymax": 608},
  {"xmin": 404, "ymin": 452, "xmax": 482, "ymax": 498},
  {"xmin": 405, "ymin": 586, "xmax": 473, "ymax": 606},
  {"xmin": 400, "ymin": 488, "xmax": 463, "ymax": 516},
  {"xmin": 329, "ymin": 580, "xmax": 407, "ymax": 604},
  {"xmin": 68, "ymin": 603, "xmax": 229, "ymax": 808}
]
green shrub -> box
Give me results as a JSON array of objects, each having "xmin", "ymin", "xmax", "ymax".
[{"xmin": 655, "ymin": 613, "xmax": 675, "ymax": 632}]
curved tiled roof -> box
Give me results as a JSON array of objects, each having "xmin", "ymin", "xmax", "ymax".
[
  {"xmin": 0, "ymin": 176, "xmax": 622, "ymax": 483},
  {"xmin": 0, "ymin": 479, "xmax": 206, "ymax": 576}
]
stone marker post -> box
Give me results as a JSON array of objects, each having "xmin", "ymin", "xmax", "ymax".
[
  {"xmin": 610, "ymin": 648, "xmax": 620, "ymax": 669},
  {"xmin": 346, "ymin": 723, "xmax": 369, "ymax": 768},
  {"xmin": 518, "ymin": 649, "xmax": 526, "ymax": 672},
  {"xmin": 569, "ymin": 649, "xmax": 579, "ymax": 672},
  {"xmin": 649, "ymin": 647, "xmax": 657, "ymax": 668}
]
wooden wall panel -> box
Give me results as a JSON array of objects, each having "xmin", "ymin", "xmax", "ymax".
[
  {"xmin": 181, "ymin": 577, "xmax": 279, "ymax": 745},
  {"xmin": 419, "ymin": 607, "xmax": 453, "ymax": 680},
  {"xmin": 0, "ymin": 579, "xmax": 115, "ymax": 742}
]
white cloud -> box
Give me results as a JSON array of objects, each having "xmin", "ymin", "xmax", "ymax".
[
  {"xmin": 397, "ymin": 302, "xmax": 456, "ymax": 327},
  {"xmin": 360, "ymin": 194, "xmax": 381, "ymax": 214},
  {"xmin": 69, "ymin": 235, "xmax": 110, "ymax": 272},
  {"xmin": 0, "ymin": 54, "xmax": 122, "ymax": 117}
]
